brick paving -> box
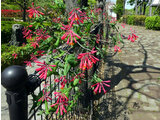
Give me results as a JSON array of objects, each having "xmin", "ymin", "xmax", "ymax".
[{"xmin": 111, "ymin": 24, "xmax": 160, "ymax": 120}]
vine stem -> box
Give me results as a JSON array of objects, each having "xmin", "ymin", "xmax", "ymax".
[{"xmin": 77, "ymin": 41, "xmax": 92, "ymax": 52}]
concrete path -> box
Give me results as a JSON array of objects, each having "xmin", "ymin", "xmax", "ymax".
[{"xmin": 112, "ymin": 24, "xmax": 160, "ymax": 120}]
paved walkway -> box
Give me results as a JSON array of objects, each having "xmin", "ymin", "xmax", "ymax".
[{"xmin": 111, "ymin": 24, "xmax": 160, "ymax": 120}]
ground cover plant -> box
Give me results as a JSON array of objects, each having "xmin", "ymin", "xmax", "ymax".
[{"xmin": 16, "ymin": 1, "xmax": 138, "ymax": 119}]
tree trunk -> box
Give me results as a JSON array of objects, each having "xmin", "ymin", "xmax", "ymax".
[
  {"xmin": 143, "ymin": 2, "xmax": 146, "ymax": 15},
  {"xmin": 22, "ymin": 0, "xmax": 26, "ymax": 22},
  {"xmin": 80, "ymin": 0, "xmax": 89, "ymax": 8},
  {"xmin": 64, "ymin": 0, "xmax": 78, "ymax": 14}
]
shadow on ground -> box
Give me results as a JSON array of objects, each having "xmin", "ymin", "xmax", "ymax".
[{"xmin": 92, "ymin": 40, "xmax": 160, "ymax": 120}]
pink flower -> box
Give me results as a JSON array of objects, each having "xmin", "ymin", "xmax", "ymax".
[
  {"xmin": 38, "ymin": 83, "xmax": 52, "ymax": 102},
  {"xmin": 26, "ymin": 2, "xmax": 44, "ymax": 18},
  {"xmin": 51, "ymin": 92, "xmax": 68, "ymax": 116},
  {"xmin": 77, "ymin": 48, "xmax": 99, "ymax": 71},
  {"xmin": 70, "ymin": 73, "xmax": 85, "ymax": 83},
  {"xmin": 37, "ymin": 50, "xmax": 45, "ymax": 56},
  {"xmin": 61, "ymin": 24, "xmax": 81, "ymax": 45},
  {"xmin": 29, "ymin": 25, "xmax": 33, "ymax": 27},
  {"xmin": 22, "ymin": 27, "xmax": 32, "ymax": 39},
  {"xmin": 54, "ymin": 76, "xmax": 68, "ymax": 89},
  {"xmin": 114, "ymin": 45, "xmax": 121, "ymax": 52},
  {"xmin": 35, "ymin": 61, "xmax": 56, "ymax": 79},
  {"xmin": 30, "ymin": 40, "xmax": 39, "ymax": 49},
  {"xmin": 91, "ymin": 80, "xmax": 111, "ymax": 94},
  {"xmin": 30, "ymin": 53, "xmax": 38, "ymax": 61},
  {"xmin": 24, "ymin": 61, "xmax": 32, "ymax": 67},
  {"xmin": 128, "ymin": 33, "xmax": 138, "ymax": 42},
  {"xmin": 12, "ymin": 52, "xmax": 17, "ymax": 59},
  {"xmin": 68, "ymin": 8, "xmax": 84, "ymax": 25},
  {"xmin": 34, "ymin": 29, "xmax": 51, "ymax": 42},
  {"xmin": 121, "ymin": 23, "xmax": 126, "ymax": 28}
]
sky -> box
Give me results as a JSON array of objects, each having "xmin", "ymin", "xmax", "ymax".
[{"xmin": 109, "ymin": 0, "xmax": 135, "ymax": 9}]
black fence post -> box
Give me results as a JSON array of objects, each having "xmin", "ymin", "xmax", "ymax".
[{"xmin": 1, "ymin": 65, "xmax": 28, "ymax": 120}]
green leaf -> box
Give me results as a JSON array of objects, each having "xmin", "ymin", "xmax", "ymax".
[
  {"xmin": 45, "ymin": 100, "xmax": 49, "ymax": 115},
  {"xmin": 54, "ymin": 38, "xmax": 60, "ymax": 47},
  {"xmin": 73, "ymin": 78, "xmax": 79, "ymax": 86},
  {"xmin": 64, "ymin": 62, "xmax": 71, "ymax": 76},
  {"xmin": 66, "ymin": 54, "xmax": 78, "ymax": 67},
  {"xmin": 119, "ymin": 33, "xmax": 124, "ymax": 43},
  {"xmin": 75, "ymin": 86, "xmax": 79, "ymax": 91}
]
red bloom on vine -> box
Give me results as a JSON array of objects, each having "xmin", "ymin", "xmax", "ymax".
[
  {"xmin": 68, "ymin": 8, "xmax": 84, "ymax": 25},
  {"xmin": 70, "ymin": 73, "xmax": 85, "ymax": 83},
  {"xmin": 12, "ymin": 52, "xmax": 17, "ymax": 59},
  {"xmin": 26, "ymin": 2, "xmax": 44, "ymax": 18},
  {"xmin": 37, "ymin": 50, "xmax": 45, "ymax": 56},
  {"xmin": 54, "ymin": 76, "xmax": 68, "ymax": 89},
  {"xmin": 77, "ymin": 48, "xmax": 99, "ymax": 71},
  {"xmin": 35, "ymin": 61, "xmax": 56, "ymax": 79},
  {"xmin": 34, "ymin": 29, "xmax": 51, "ymax": 42},
  {"xmin": 30, "ymin": 40, "xmax": 39, "ymax": 49},
  {"xmin": 51, "ymin": 92, "xmax": 68, "ymax": 115},
  {"xmin": 38, "ymin": 83, "xmax": 52, "ymax": 102},
  {"xmin": 24, "ymin": 61, "xmax": 32, "ymax": 67},
  {"xmin": 38, "ymin": 90, "xmax": 51, "ymax": 102},
  {"xmin": 22, "ymin": 27, "xmax": 32, "ymax": 39},
  {"xmin": 91, "ymin": 80, "xmax": 111, "ymax": 94},
  {"xmin": 30, "ymin": 53, "xmax": 38, "ymax": 61},
  {"xmin": 114, "ymin": 45, "xmax": 121, "ymax": 52},
  {"xmin": 61, "ymin": 24, "xmax": 81, "ymax": 45}
]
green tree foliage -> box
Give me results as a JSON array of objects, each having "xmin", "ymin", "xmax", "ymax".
[{"xmin": 113, "ymin": 0, "xmax": 124, "ymax": 19}]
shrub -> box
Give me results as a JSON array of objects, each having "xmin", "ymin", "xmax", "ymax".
[
  {"xmin": 145, "ymin": 16, "xmax": 160, "ymax": 30},
  {"xmin": 1, "ymin": 21, "xmax": 29, "ymax": 44},
  {"xmin": 122, "ymin": 15, "xmax": 146, "ymax": 26},
  {"xmin": 1, "ymin": 2, "xmax": 20, "ymax": 10},
  {"xmin": 1, "ymin": 44, "xmax": 34, "ymax": 71}
]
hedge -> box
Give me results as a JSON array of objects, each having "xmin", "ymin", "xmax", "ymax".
[
  {"xmin": 1, "ymin": 44, "xmax": 35, "ymax": 71},
  {"xmin": 1, "ymin": 21, "xmax": 29, "ymax": 44},
  {"xmin": 145, "ymin": 16, "xmax": 160, "ymax": 30},
  {"xmin": 121, "ymin": 15, "xmax": 146, "ymax": 26}
]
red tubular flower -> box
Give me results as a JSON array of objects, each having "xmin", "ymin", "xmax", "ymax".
[
  {"xmin": 70, "ymin": 73, "xmax": 85, "ymax": 83},
  {"xmin": 35, "ymin": 61, "xmax": 56, "ymax": 79},
  {"xmin": 77, "ymin": 48, "xmax": 99, "ymax": 71},
  {"xmin": 30, "ymin": 40, "xmax": 39, "ymax": 49},
  {"xmin": 61, "ymin": 24, "xmax": 81, "ymax": 45},
  {"xmin": 37, "ymin": 50, "xmax": 45, "ymax": 56},
  {"xmin": 12, "ymin": 52, "xmax": 17, "ymax": 59},
  {"xmin": 38, "ymin": 90, "xmax": 52, "ymax": 102},
  {"xmin": 26, "ymin": 2, "xmax": 44, "ymax": 18},
  {"xmin": 22, "ymin": 27, "xmax": 32, "ymax": 39},
  {"xmin": 51, "ymin": 92, "xmax": 68, "ymax": 116},
  {"xmin": 68, "ymin": 8, "xmax": 84, "ymax": 25},
  {"xmin": 30, "ymin": 53, "xmax": 38, "ymax": 61},
  {"xmin": 114, "ymin": 45, "xmax": 121, "ymax": 52},
  {"xmin": 54, "ymin": 76, "xmax": 68, "ymax": 89},
  {"xmin": 91, "ymin": 80, "xmax": 111, "ymax": 94},
  {"xmin": 121, "ymin": 23, "xmax": 126, "ymax": 28},
  {"xmin": 34, "ymin": 29, "xmax": 51, "ymax": 42},
  {"xmin": 24, "ymin": 61, "xmax": 32, "ymax": 67}
]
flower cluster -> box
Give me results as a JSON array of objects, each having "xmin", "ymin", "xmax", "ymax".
[
  {"xmin": 26, "ymin": 2, "xmax": 44, "ymax": 18},
  {"xmin": 51, "ymin": 92, "xmax": 68, "ymax": 115},
  {"xmin": 35, "ymin": 61, "xmax": 56, "ymax": 79},
  {"xmin": 91, "ymin": 80, "xmax": 111, "ymax": 94},
  {"xmin": 54, "ymin": 76, "xmax": 68, "ymax": 89},
  {"xmin": 77, "ymin": 48, "xmax": 99, "ymax": 71},
  {"xmin": 1, "ymin": 9, "xmax": 22, "ymax": 17}
]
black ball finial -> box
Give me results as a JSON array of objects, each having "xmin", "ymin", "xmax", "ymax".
[{"xmin": 1, "ymin": 65, "xmax": 28, "ymax": 91}]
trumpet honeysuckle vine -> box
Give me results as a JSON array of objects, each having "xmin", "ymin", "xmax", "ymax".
[{"xmin": 20, "ymin": 2, "xmax": 139, "ymax": 117}]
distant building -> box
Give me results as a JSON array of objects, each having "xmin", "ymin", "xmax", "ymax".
[
  {"xmin": 106, "ymin": 2, "xmax": 117, "ymax": 19},
  {"xmin": 149, "ymin": 0, "xmax": 160, "ymax": 16}
]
